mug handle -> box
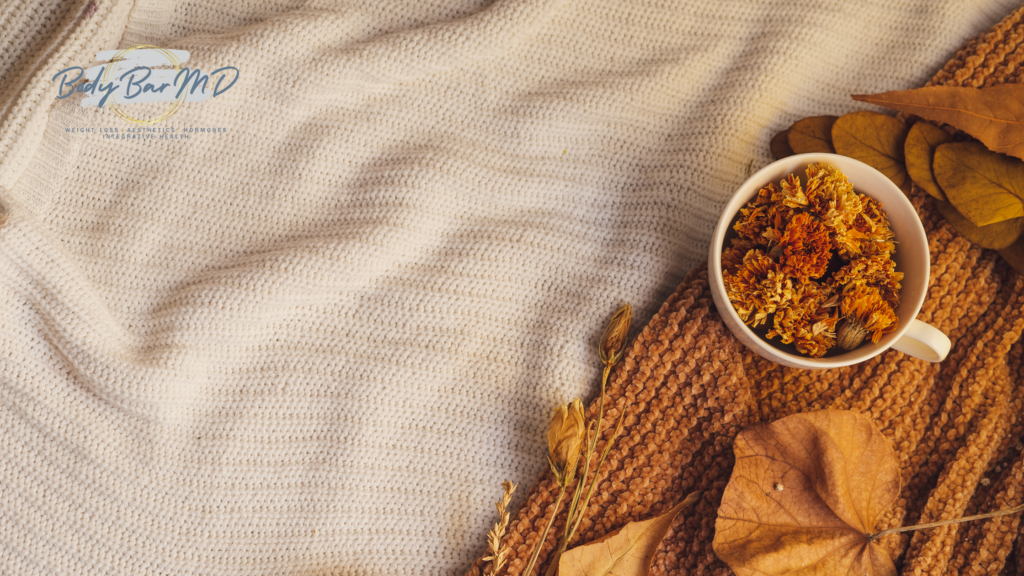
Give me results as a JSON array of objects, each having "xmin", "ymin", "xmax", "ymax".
[{"xmin": 890, "ymin": 320, "xmax": 951, "ymax": 363}]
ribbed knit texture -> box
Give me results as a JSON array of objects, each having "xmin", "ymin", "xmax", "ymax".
[
  {"xmin": 479, "ymin": 5, "xmax": 1024, "ymax": 576},
  {"xmin": 1, "ymin": 1, "xmax": 1022, "ymax": 575}
]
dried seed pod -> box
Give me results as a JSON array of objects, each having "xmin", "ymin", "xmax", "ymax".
[
  {"xmin": 599, "ymin": 304, "xmax": 633, "ymax": 365},
  {"xmin": 838, "ymin": 283, "xmax": 898, "ymax": 350},
  {"xmin": 836, "ymin": 319, "xmax": 869, "ymax": 350}
]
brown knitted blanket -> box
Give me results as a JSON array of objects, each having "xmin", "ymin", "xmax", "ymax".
[{"xmin": 467, "ymin": 6, "xmax": 1024, "ymax": 576}]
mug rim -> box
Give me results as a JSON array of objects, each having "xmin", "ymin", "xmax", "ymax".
[{"xmin": 708, "ymin": 153, "xmax": 930, "ymax": 369}]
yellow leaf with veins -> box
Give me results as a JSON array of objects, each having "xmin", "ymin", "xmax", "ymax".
[
  {"xmin": 713, "ymin": 410, "xmax": 900, "ymax": 576},
  {"xmin": 559, "ymin": 491, "xmax": 701, "ymax": 576}
]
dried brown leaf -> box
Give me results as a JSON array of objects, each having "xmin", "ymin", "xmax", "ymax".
[
  {"xmin": 935, "ymin": 199, "xmax": 1024, "ymax": 250},
  {"xmin": 559, "ymin": 492, "xmax": 702, "ymax": 576},
  {"xmin": 933, "ymin": 141, "xmax": 1024, "ymax": 227},
  {"xmin": 713, "ymin": 410, "xmax": 899, "ymax": 576},
  {"xmin": 770, "ymin": 130, "xmax": 795, "ymax": 160},
  {"xmin": 831, "ymin": 111, "xmax": 909, "ymax": 187},
  {"xmin": 998, "ymin": 234, "xmax": 1024, "ymax": 275},
  {"xmin": 904, "ymin": 121, "xmax": 951, "ymax": 201},
  {"xmin": 787, "ymin": 116, "xmax": 837, "ymax": 154},
  {"xmin": 853, "ymin": 84, "xmax": 1024, "ymax": 161}
]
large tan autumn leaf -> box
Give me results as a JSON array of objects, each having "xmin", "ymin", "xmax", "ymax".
[
  {"xmin": 713, "ymin": 410, "xmax": 900, "ymax": 576},
  {"xmin": 559, "ymin": 492, "xmax": 701, "ymax": 576},
  {"xmin": 852, "ymin": 84, "xmax": 1024, "ymax": 161}
]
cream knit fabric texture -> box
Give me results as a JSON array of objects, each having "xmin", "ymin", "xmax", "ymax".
[{"xmin": 0, "ymin": 0, "xmax": 1020, "ymax": 574}]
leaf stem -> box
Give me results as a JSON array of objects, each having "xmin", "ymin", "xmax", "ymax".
[
  {"xmin": 562, "ymin": 364, "xmax": 610, "ymax": 542},
  {"xmin": 869, "ymin": 502, "xmax": 1024, "ymax": 541},
  {"xmin": 542, "ymin": 540, "xmax": 567, "ymax": 576},
  {"xmin": 566, "ymin": 386, "xmax": 626, "ymax": 545},
  {"xmin": 543, "ymin": 363, "xmax": 616, "ymax": 576},
  {"xmin": 523, "ymin": 485, "xmax": 567, "ymax": 576}
]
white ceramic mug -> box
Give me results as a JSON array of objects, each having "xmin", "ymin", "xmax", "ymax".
[{"xmin": 708, "ymin": 153, "xmax": 951, "ymax": 369}]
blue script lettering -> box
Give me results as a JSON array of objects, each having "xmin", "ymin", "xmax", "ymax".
[
  {"xmin": 174, "ymin": 68, "xmax": 209, "ymax": 98},
  {"xmin": 52, "ymin": 67, "xmax": 84, "ymax": 98},
  {"xmin": 120, "ymin": 67, "xmax": 173, "ymax": 99},
  {"xmin": 54, "ymin": 66, "xmax": 116, "ymax": 103},
  {"xmin": 96, "ymin": 77, "xmax": 119, "ymax": 108},
  {"xmin": 76, "ymin": 74, "xmax": 98, "ymax": 96},
  {"xmin": 121, "ymin": 66, "xmax": 152, "ymax": 99},
  {"xmin": 51, "ymin": 57, "xmax": 240, "ymax": 112},
  {"xmin": 211, "ymin": 67, "xmax": 239, "ymax": 97}
]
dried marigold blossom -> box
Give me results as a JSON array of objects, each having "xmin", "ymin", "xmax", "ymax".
[
  {"xmin": 803, "ymin": 163, "xmax": 866, "ymax": 257},
  {"xmin": 765, "ymin": 174, "xmax": 804, "ymax": 234},
  {"xmin": 830, "ymin": 222, "xmax": 867, "ymax": 259},
  {"xmin": 724, "ymin": 249, "xmax": 793, "ymax": 327},
  {"xmin": 778, "ymin": 212, "xmax": 832, "ymax": 284},
  {"xmin": 733, "ymin": 183, "xmax": 776, "ymax": 244},
  {"xmin": 833, "ymin": 254, "xmax": 904, "ymax": 307},
  {"xmin": 805, "ymin": 163, "xmax": 862, "ymax": 222},
  {"xmin": 839, "ymin": 282, "xmax": 899, "ymax": 346},
  {"xmin": 724, "ymin": 162, "xmax": 902, "ymax": 356},
  {"xmin": 848, "ymin": 193, "xmax": 896, "ymax": 258},
  {"xmin": 775, "ymin": 173, "xmax": 809, "ymax": 210},
  {"xmin": 767, "ymin": 282, "xmax": 840, "ymax": 357},
  {"xmin": 734, "ymin": 179, "xmax": 805, "ymax": 247},
  {"xmin": 722, "ymin": 237, "xmax": 754, "ymax": 274}
]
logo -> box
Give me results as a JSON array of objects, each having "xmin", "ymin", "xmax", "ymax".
[{"xmin": 52, "ymin": 45, "xmax": 239, "ymax": 125}]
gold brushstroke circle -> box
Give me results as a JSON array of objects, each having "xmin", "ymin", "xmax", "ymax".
[{"xmin": 101, "ymin": 44, "xmax": 187, "ymax": 125}]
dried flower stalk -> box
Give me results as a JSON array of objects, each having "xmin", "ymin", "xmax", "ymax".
[
  {"xmin": 522, "ymin": 398, "xmax": 587, "ymax": 576},
  {"xmin": 482, "ymin": 481, "xmax": 517, "ymax": 576},
  {"xmin": 486, "ymin": 305, "xmax": 634, "ymax": 576},
  {"xmin": 538, "ymin": 305, "xmax": 634, "ymax": 576}
]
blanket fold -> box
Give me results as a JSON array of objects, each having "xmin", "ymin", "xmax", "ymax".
[
  {"xmin": 478, "ymin": 5, "xmax": 1024, "ymax": 575},
  {"xmin": 2, "ymin": 1, "xmax": 1023, "ymax": 575}
]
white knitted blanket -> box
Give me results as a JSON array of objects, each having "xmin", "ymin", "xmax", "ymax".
[{"xmin": 0, "ymin": 0, "xmax": 1018, "ymax": 574}]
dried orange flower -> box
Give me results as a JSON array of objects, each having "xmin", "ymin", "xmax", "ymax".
[
  {"xmin": 724, "ymin": 162, "xmax": 902, "ymax": 357},
  {"xmin": 722, "ymin": 237, "xmax": 754, "ymax": 274},
  {"xmin": 733, "ymin": 184, "xmax": 776, "ymax": 243},
  {"xmin": 833, "ymin": 253, "xmax": 904, "ymax": 308},
  {"xmin": 724, "ymin": 250, "xmax": 793, "ymax": 327},
  {"xmin": 776, "ymin": 173, "xmax": 809, "ymax": 210},
  {"xmin": 779, "ymin": 212, "xmax": 832, "ymax": 284},
  {"xmin": 848, "ymin": 193, "xmax": 896, "ymax": 258},
  {"xmin": 803, "ymin": 163, "xmax": 867, "ymax": 257},
  {"xmin": 805, "ymin": 163, "xmax": 863, "ymax": 223},
  {"xmin": 762, "ymin": 175, "xmax": 806, "ymax": 237},
  {"xmin": 837, "ymin": 282, "xmax": 899, "ymax": 349},
  {"xmin": 734, "ymin": 179, "xmax": 804, "ymax": 247},
  {"xmin": 767, "ymin": 282, "xmax": 840, "ymax": 357}
]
